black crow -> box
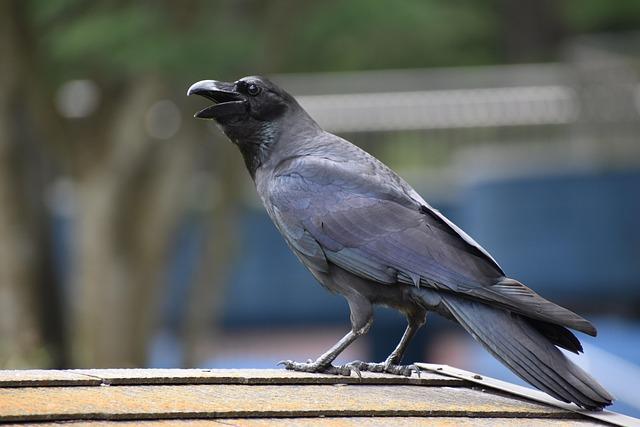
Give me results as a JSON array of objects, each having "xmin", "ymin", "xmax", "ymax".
[{"xmin": 187, "ymin": 76, "xmax": 613, "ymax": 410}]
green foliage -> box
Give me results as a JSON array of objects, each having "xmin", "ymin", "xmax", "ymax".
[
  {"xmin": 265, "ymin": 0, "xmax": 499, "ymax": 72},
  {"xmin": 23, "ymin": 0, "xmax": 640, "ymax": 86},
  {"xmin": 563, "ymin": 0, "xmax": 640, "ymax": 33},
  {"xmin": 29, "ymin": 1, "xmax": 263, "ymax": 82},
  {"xmin": 26, "ymin": 0, "xmax": 501, "ymax": 83}
]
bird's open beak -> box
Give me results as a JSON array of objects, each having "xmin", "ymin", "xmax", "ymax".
[{"xmin": 187, "ymin": 80, "xmax": 247, "ymax": 120}]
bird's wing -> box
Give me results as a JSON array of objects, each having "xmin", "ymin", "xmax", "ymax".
[
  {"xmin": 269, "ymin": 154, "xmax": 595, "ymax": 334},
  {"xmin": 270, "ymin": 155, "xmax": 501, "ymax": 289}
]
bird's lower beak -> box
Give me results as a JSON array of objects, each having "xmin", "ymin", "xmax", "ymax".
[{"xmin": 187, "ymin": 80, "xmax": 247, "ymax": 119}]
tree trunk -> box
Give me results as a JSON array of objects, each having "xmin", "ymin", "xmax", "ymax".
[
  {"xmin": 0, "ymin": 0, "xmax": 59, "ymax": 368},
  {"xmin": 68, "ymin": 80, "xmax": 192, "ymax": 367},
  {"xmin": 181, "ymin": 135, "xmax": 244, "ymax": 367},
  {"xmin": 499, "ymin": 0, "xmax": 565, "ymax": 62}
]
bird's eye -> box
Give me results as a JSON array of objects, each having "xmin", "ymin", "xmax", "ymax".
[{"xmin": 247, "ymin": 83, "xmax": 261, "ymax": 96}]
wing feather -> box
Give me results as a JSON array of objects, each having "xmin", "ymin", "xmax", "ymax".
[{"xmin": 268, "ymin": 154, "xmax": 594, "ymax": 334}]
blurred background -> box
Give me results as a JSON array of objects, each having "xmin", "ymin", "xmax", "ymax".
[{"xmin": 2, "ymin": 0, "xmax": 640, "ymax": 416}]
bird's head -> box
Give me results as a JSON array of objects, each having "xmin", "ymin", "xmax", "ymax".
[
  {"xmin": 187, "ymin": 76, "xmax": 321, "ymax": 176},
  {"xmin": 188, "ymin": 76, "xmax": 318, "ymax": 177},
  {"xmin": 187, "ymin": 76, "xmax": 296, "ymax": 141}
]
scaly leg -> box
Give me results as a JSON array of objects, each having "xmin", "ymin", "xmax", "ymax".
[
  {"xmin": 343, "ymin": 313, "xmax": 426, "ymax": 376},
  {"xmin": 279, "ymin": 318, "xmax": 373, "ymax": 376},
  {"xmin": 279, "ymin": 279, "xmax": 375, "ymax": 376}
]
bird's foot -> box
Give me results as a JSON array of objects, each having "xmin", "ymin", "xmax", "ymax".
[
  {"xmin": 277, "ymin": 359, "xmax": 358, "ymax": 376},
  {"xmin": 343, "ymin": 360, "xmax": 421, "ymax": 377}
]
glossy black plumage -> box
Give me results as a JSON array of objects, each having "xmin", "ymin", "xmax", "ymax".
[{"xmin": 188, "ymin": 76, "xmax": 613, "ymax": 410}]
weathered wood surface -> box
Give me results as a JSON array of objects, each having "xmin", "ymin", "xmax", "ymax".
[
  {"xmin": 0, "ymin": 368, "xmax": 461, "ymax": 387},
  {"xmin": 0, "ymin": 369, "xmax": 102, "ymax": 387},
  {"xmin": 2, "ymin": 417, "xmax": 606, "ymax": 426},
  {"xmin": 0, "ymin": 384, "xmax": 575, "ymax": 422},
  {"xmin": 417, "ymin": 364, "xmax": 639, "ymax": 427},
  {"xmin": 0, "ymin": 368, "xmax": 619, "ymax": 426}
]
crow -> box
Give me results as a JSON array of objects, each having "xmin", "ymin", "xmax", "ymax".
[{"xmin": 187, "ymin": 76, "xmax": 613, "ymax": 410}]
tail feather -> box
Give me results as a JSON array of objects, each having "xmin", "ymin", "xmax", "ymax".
[
  {"xmin": 473, "ymin": 278, "xmax": 598, "ymax": 336},
  {"xmin": 527, "ymin": 319, "xmax": 583, "ymax": 354},
  {"xmin": 440, "ymin": 294, "xmax": 613, "ymax": 410},
  {"xmin": 454, "ymin": 299, "xmax": 586, "ymax": 404}
]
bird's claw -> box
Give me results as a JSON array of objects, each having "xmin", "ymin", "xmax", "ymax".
[
  {"xmin": 387, "ymin": 363, "xmax": 421, "ymax": 377},
  {"xmin": 340, "ymin": 361, "xmax": 421, "ymax": 377},
  {"xmin": 343, "ymin": 361, "xmax": 363, "ymax": 378},
  {"xmin": 277, "ymin": 359, "xmax": 353, "ymax": 376}
]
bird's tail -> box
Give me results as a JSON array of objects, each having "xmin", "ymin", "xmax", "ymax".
[{"xmin": 439, "ymin": 294, "xmax": 613, "ymax": 410}]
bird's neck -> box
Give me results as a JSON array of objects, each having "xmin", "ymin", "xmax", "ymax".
[
  {"xmin": 235, "ymin": 111, "xmax": 322, "ymax": 179},
  {"xmin": 237, "ymin": 138, "xmax": 271, "ymax": 180},
  {"xmin": 263, "ymin": 113, "xmax": 323, "ymax": 163}
]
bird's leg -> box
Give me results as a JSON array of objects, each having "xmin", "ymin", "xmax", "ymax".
[
  {"xmin": 278, "ymin": 320, "xmax": 372, "ymax": 376},
  {"xmin": 343, "ymin": 313, "xmax": 425, "ymax": 376},
  {"xmin": 280, "ymin": 293, "xmax": 373, "ymax": 376},
  {"xmin": 386, "ymin": 321, "xmax": 420, "ymax": 364}
]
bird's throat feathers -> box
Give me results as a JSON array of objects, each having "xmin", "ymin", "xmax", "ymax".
[
  {"xmin": 224, "ymin": 121, "xmax": 279, "ymax": 179},
  {"xmin": 222, "ymin": 109, "xmax": 321, "ymax": 179}
]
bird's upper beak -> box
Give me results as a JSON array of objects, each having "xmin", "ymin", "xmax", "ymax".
[{"xmin": 187, "ymin": 80, "xmax": 247, "ymax": 120}]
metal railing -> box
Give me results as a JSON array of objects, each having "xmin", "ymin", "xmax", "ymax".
[{"xmin": 274, "ymin": 62, "xmax": 639, "ymax": 134}]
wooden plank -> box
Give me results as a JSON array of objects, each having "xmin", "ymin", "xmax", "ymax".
[
  {"xmin": 417, "ymin": 364, "xmax": 640, "ymax": 427},
  {"xmin": 0, "ymin": 384, "xmax": 577, "ymax": 423},
  {"xmin": 66, "ymin": 369, "xmax": 463, "ymax": 387},
  {"xmin": 0, "ymin": 370, "xmax": 102, "ymax": 387},
  {"xmin": 1, "ymin": 417, "xmax": 606, "ymax": 426}
]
